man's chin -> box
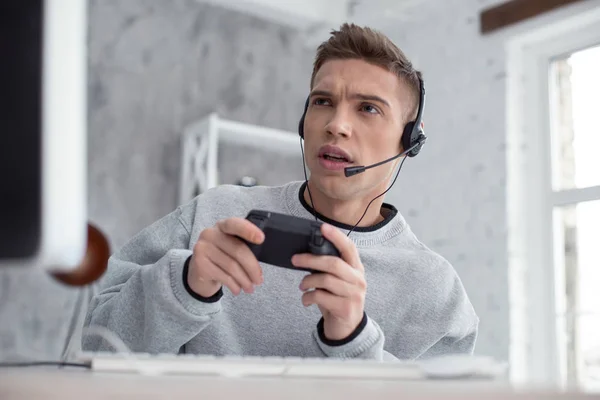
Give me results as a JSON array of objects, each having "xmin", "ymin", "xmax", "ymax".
[{"xmin": 309, "ymin": 174, "xmax": 355, "ymax": 200}]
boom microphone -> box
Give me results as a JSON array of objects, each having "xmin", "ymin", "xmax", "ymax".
[{"xmin": 344, "ymin": 137, "xmax": 426, "ymax": 177}]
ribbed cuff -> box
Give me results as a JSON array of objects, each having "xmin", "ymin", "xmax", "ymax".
[
  {"xmin": 182, "ymin": 255, "xmax": 224, "ymax": 303},
  {"xmin": 314, "ymin": 314, "xmax": 383, "ymax": 358},
  {"xmin": 317, "ymin": 312, "xmax": 367, "ymax": 346},
  {"xmin": 169, "ymin": 250, "xmax": 222, "ymax": 316}
]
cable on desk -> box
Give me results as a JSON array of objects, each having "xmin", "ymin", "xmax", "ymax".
[
  {"xmin": 82, "ymin": 325, "xmax": 132, "ymax": 354},
  {"xmin": 0, "ymin": 361, "xmax": 91, "ymax": 369}
]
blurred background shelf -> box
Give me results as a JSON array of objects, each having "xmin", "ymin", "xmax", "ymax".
[{"xmin": 179, "ymin": 113, "xmax": 300, "ymax": 204}]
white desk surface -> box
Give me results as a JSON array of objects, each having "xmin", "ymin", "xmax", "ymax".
[{"xmin": 0, "ymin": 368, "xmax": 595, "ymax": 400}]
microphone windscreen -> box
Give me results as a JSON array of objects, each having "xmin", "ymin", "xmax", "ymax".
[{"xmin": 344, "ymin": 166, "xmax": 365, "ymax": 177}]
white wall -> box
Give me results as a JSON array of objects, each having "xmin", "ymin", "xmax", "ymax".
[{"xmin": 362, "ymin": 0, "xmax": 600, "ymax": 363}]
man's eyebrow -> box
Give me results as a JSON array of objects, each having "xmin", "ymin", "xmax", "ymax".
[
  {"xmin": 309, "ymin": 90, "xmax": 333, "ymax": 98},
  {"xmin": 309, "ymin": 90, "xmax": 391, "ymax": 108},
  {"xmin": 351, "ymin": 93, "xmax": 391, "ymax": 108}
]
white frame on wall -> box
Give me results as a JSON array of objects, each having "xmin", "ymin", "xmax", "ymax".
[
  {"xmin": 506, "ymin": 5, "xmax": 600, "ymax": 389},
  {"xmin": 179, "ymin": 113, "xmax": 300, "ymax": 205}
]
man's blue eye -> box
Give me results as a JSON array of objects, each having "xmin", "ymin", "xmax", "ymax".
[{"xmin": 362, "ymin": 104, "xmax": 379, "ymax": 114}]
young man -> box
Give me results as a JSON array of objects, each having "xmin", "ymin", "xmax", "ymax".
[{"xmin": 83, "ymin": 23, "xmax": 478, "ymax": 360}]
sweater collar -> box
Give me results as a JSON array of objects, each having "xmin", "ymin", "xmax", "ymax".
[
  {"xmin": 298, "ymin": 181, "xmax": 397, "ymax": 232},
  {"xmin": 282, "ymin": 181, "xmax": 408, "ymax": 247}
]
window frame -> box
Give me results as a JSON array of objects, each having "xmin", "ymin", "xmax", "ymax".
[{"xmin": 506, "ymin": 6, "xmax": 600, "ymax": 388}]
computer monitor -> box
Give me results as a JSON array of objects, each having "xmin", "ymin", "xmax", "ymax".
[{"xmin": 0, "ymin": 0, "xmax": 88, "ymax": 273}]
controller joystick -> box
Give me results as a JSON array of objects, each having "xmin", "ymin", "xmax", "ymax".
[
  {"xmin": 247, "ymin": 213, "xmax": 267, "ymax": 230},
  {"xmin": 309, "ymin": 229, "xmax": 340, "ymax": 257}
]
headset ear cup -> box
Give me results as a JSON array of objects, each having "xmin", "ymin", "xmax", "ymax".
[
  {"xmin": 298, "ymin": 97, "xmax": 310, "ymax": 139},
  {"xmin": 298, "ymin": 114, "xmax": 305, "ymax": 139},
  {"xmin": 408, "ymin": 133, "xmax": 426, "ymax": 157},
  {"xmin": 402, "ymin": 122, "xmax": 426, "ymax": 158},
  {"xmin": 401, "ymin": 122, "xmax": 414, "ymax": 154}
]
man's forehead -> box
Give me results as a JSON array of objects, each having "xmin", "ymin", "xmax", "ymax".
[{"xmin": 312, "ymin": 59, "xmax": 405, "ymax": 101}]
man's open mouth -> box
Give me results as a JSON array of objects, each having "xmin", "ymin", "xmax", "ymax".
[{"xmin": 322, "ymin": 153, "xmax": 350, "ymax": 163}]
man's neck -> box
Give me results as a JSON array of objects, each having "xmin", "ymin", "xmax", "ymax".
[{"xmin": 303, "ymin": 180, "xmax": 387, "ymax": 228}]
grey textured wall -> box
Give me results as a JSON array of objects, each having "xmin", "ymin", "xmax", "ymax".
[
  {"xmin": 88, "ymin": 0, "xmax": 311, "ymax": 250},
  {"xmin": 376, "ymin": 0, "xmax": 510, "ymax": 362},
  {"xmin": 0, "ymin": 0, "xmax": 311, "ymax": 361}
]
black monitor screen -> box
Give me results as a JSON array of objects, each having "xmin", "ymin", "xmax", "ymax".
[{"xmin": 0, "ymin": 1, "xmax": 43, "ymax": 259}]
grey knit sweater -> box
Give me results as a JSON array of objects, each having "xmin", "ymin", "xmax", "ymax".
[{"xmin": 83, "ymin": 181, "xmax": 478, "ymax": 360}]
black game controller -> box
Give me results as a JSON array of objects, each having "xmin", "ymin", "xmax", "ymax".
[{"xmin": 242, "ymin": 209, "xmax": 340, "ymax": 273}]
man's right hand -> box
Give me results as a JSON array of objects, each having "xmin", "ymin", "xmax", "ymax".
[{"xmin": 187, "ymin": 217, "xmax": 265, "ymax": 298}]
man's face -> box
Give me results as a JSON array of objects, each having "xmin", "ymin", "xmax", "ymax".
[{"xmin": 303, "ymin": 58, "xmax": 412, "ymax": 201}]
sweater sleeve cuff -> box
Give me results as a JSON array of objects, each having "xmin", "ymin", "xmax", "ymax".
[
  {"xmin": 182, "ymin": 255, "xmax": 223, "ymax": 303},
  {"xmin": 313, "ymin": 313, "xmax": 383, "ymax": 359},
  {"xmin": 317, "ymin": 312, "xmax": 368, "ymax": 346},
  {"xmin": 168, "ymin": 250, "xmax": 222, "ymax": 316}
]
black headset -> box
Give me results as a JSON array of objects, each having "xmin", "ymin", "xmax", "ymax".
[{"xmin": 298, "ymin": 77, "xmax": 426, "ymax": 159}]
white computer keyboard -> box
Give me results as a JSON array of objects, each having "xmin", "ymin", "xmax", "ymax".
[{"xmin": 77, "ymin": 352, "xmax": 506, "ymax": 381}]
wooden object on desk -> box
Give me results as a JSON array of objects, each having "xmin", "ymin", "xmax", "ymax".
[{"xmin": 50, "ymin": 223, "xmax": 110, "ymax": 286}]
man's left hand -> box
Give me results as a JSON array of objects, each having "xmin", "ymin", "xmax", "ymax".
[{"xmin": 291, "ymin": 223, "xmax": 366, "ymax": 341}]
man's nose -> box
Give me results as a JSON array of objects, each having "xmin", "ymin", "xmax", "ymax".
[{"xmin": 325, "ymin": 107, "xmax": 352, "ymax": 139}]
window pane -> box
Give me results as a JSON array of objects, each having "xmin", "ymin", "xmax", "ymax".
[
  {"xmin": 550, "ymin": 44, "xmax": 600, "ymax": 191},
  {"xmin": 554, "ymin": 199, "xmax": 600, "ymax": 391},
  {"xmin": 581, "ymin": 314, "xmax": 600, "ymax": 392}
]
